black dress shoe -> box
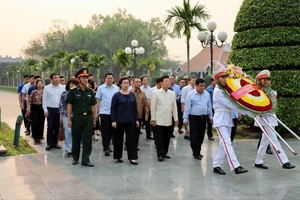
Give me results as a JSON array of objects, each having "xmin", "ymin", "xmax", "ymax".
[
  {"xmin": 146, "ymin": 136, "xmax": 154, "ymax": 140},
  {"xmin": 104, "ymin": 150, "xmax": 110, "ymax": 156},
  {"xmin": 164, "ymin": 155, "xmax": 171, "ymax": 159},
  {"xmin": 170, "ymin": 134, "xmax": 175, "ymax": 138},
  {"xmin": 178, "ymin": 130, "xmax": 184, "ymax": 134},
  {"xmin": 214, "ymin": 167, "xmax": 226, "ymax": 175},
  {"xmin": 52, "ymin": 144, "xmax": 61, "ymax": 149},
  {"xmin": 72, "ymin": 160, "xmax": 78, "ymax": 165},
  {"xmin": 67, "ymin": 151, "xmax": 72, "ymax": 156},
  {"xmin": 184, "ymin": 136, "xmax": 190, "ymax": 140},
  {"xmin": 158, "ymin": 156, "xmax": 164, "ymax": 162},
  {"xmin": 194, "ymin": 156, "xmax": 202, "ymax": 160},
  {"xmin": 208, "ymin": 137, "xmax": 215, "ymax": 141},
  {"xmin": 266, "ymin": 149, "xmax": 273, "ymax": 155},
  {"xmin": 116, "ymin": 159, "xmax": 124, "ymax": 163},
  {"xmin": 200, "ymin": 154, "xmax": 203, "ymax": 158},
  {"xmin": 130, "ymin": 160, "xmax": 138, "ymax": 165},
  {"xmin": 82, "ymin": 162, "xmax": 94, "ymax": 167},
  {"xmin": 235, "ymin": 166, "xmax": 248, "ymax": 174},
  {"xmin": 282, "ymin": 162, "xmax": 295, "ymax": 169},
  {"xmin": 109, "ymin": 148, "xmax": 113, "ymax": 152},
  {"xmin": 255, "ymin": 163, "xmax": 268, "ymax": 169},
  {"xmin": 45, "ymin": 145, "xmax": 51, "ymax": 151}
]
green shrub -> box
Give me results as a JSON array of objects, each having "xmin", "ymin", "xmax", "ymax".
[
  {"xmin": 229, "ymin": 0, "xmax": 300, "ymax": 130},
  {"xmin": 234, "ymin": 0, "xmax": 300, "ymax": 32},
  {"xmin": 0, "ymin": 86, "xmax": 18, "ymax": 93}
]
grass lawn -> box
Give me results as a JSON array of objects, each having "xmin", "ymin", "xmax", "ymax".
[{"xmin": 0, "ymin": 122, "xmax": 37, "ymax": 156}]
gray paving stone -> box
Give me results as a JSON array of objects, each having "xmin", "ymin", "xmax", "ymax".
[{"xmin": 1, "ymin": 91, "xmax": 300, "ymax": 200}]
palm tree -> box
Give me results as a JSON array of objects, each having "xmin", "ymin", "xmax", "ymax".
[
  {"xmin": 51, "ymin": 49, "xmax": 68, "ymax": 75},
  {"xmin": 164, "ymin": 0, "xmax": 210, "ymax": 75},
  {"xmin": 86, "ymin": 54, "xmax": 106, "ymax": 79},
  {"xmin": 113, "ymin": 49, "xmax": 133, "ymax": 76},
  {"xmin": 138, "ymin": 56, "xmax": 163, "ymax": 76}
]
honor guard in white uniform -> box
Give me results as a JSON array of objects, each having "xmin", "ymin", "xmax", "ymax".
[
  {"xmin": 212, "ymin": 66, "xmax": 249, "ymax": 175},
  {"xmin": 254, "ymin": 70, "xmax": 295, "ymax": 170}
]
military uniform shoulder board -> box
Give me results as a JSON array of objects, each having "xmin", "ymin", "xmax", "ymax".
[{"xmin": 70, "ymin": 86, "xmax": 77, "ymax": 90}]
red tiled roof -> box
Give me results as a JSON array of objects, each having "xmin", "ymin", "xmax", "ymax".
[{"xmin": 179, "ymin": 44, "xmax": 231, "ymax": 73}]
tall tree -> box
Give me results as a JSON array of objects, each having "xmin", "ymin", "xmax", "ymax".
[
  {"xmin": 164, "ymin": 0, "xmax": 210, "ymax": 75},
  {"xmin": 229, "ymin": 0, "xmax": 300, "ymax": 130}
]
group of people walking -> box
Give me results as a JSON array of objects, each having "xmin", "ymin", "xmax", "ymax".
[{"xmin": 17, "ymin": 67, "xmax": 295, "ymax": 174}]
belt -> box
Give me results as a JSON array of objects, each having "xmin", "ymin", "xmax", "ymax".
[
  {"xmin": 190, "ymin": 114, "xmax": 207, "ymax": 118},
  {"xmin": 214, "ymin": 108, "xmax": 231, "ymax": 113},
  {"xmin": 74, "ymin": 112, "xmax": 92, "ymax": 116},
  {"xmin": 47, "ymin": 107, "xmax": 59, "ymax": 109}
]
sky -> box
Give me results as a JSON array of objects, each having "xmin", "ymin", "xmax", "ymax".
[{"xmin": 0, "ymin": 0, "xmax": 244, "ymax": 61}]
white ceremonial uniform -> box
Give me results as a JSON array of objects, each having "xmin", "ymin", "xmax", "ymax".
[
  {"xmin": 212, "ymin": 85, "xmax": 247, "ymax": 171},
  {"xmin": 254, "ymin": 113, "xmax": 289, "ymax": 166}
]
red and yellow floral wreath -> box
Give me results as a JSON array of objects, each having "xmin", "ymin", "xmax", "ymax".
[{"xmin": 223, "ymin": 65, "xmax": 272, "ymax": 113}]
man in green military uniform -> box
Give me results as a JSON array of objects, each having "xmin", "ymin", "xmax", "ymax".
[{"xmin": 66, "ymin": 68, "xmax": 97, "ymax": 167}]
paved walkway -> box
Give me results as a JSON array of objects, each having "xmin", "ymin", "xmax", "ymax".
[{"xmin": 0, "ymin": 90, "xmax": 300, "ymax": 200}]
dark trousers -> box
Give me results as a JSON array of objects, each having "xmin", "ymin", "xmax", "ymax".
[
  {"xmin": 135, "ymin": 119, "xmax": 143, "ymax": 145},
  {"xmin": 177, "ymin": 102, "xmax": 183, "ymax": 130},
  {"xmin": 46, "ymin": 107, "xmax": 60, "ymax": 146},
  {"xmin": 72, "ymin": 115, "xmax": 93, "ymax": 162},
  {"xmin": 206, "ymin": 115, "xmax": 213, "ymax": 138},
  {"xmin": 144, "ymin": 113, "xmax": 152, "ymax": 137},
  {"xmin": 114, "ymin": 122, "xmax": 138, "ymax": 160},
  {"xmin": 189, "ymin": 115, "xmax": 207, "ymax": 156},
  {"xmin": 154, "ymin": 125, "xmax": 172, "ymax": 157},
  {"xmin": 231, "ymin": 118, "xmax": 238, "ymax": 142},
  {"xmin": 31, "ymin": 104, "xmax": 45, "ymax": 141},
  {"xmin": 21, "ymin": 103, "xmax": 31, "ymax": 132},
  {"xmin": 100, "ymin": 114, "xmax": 113, "ymax": 151}
]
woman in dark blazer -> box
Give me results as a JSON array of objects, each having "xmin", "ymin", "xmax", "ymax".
[{"xmin": 111, "ymin": 77, "xmax": 139, "ymax": 165}]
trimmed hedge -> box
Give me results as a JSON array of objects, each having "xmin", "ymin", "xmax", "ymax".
[
  {"xmin": 228, "ymin": 46, "xmax": 300, "ymax": 71},
  {"xmin": 0, "ymin": 86, "xmax": 18, "ymax": 93},
  {"xmin": 232, "ymin": 26, "xmax": 300, "ymax": 49},
  {"xmin": 234, "ymin": 0, "xmax": 300, "ymax": 32},
  {"xmin": 230, "ymin": 0, "xmax": 300, "ymax": 130},
  {"xmin": 245, "ymin": 70, "xmax": 300, "ymax": 96}
]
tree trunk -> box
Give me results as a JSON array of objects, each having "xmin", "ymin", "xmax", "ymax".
[{"xmin": 187, "ymin": 39, "xmax": 190, "ymax": 76}]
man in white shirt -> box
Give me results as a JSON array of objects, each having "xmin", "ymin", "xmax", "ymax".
[
  {"xmin": 151, "ymin": 75, "xmax": 178, "ymax": 162},
  {"xmin": 43, "ymin": 73, "xmax": 65, "ymax": 151},
  {"xmin": 180, "ymin": 76, "xmax": 196, "ymax": 139},
  {"xmin": 95, "ymin": 73, "xmax": 119, "ymax": 156},
  {"xmin": 140, "ymin": 76, "xmax": 153, "ymax": 139}
]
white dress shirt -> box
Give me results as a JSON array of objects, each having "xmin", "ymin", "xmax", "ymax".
[
  {"xmin": 21, "ymin": 83, "xmax": 34, "ymax": 100},
  {"xmin": 141, "ymin": 85, "xmax": 151, "ymax": 99},
  {"xmin": 151, "ymin": 89, "xmax": 178, "ymax": 126},
  {"xmin": 43, "ymin": 83, "xmax": 65, "ymax": 112},
  {"xmin": 180, "ymin": 85, "xmax": 194, "ymax": 104}
]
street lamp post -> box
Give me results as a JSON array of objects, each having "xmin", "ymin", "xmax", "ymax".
[
  {"xmin": 17, "ymin": 70, "xmax": 20, "ymax": 86},
  {"xmin": 125, "ymin": 40, "xmax": 145, "ymax": 76},
  {"xmin": 197, "ymin": 21, "xmax": 228, "ymax": 75},
  {"xmin": 6, "ymin": 72, "xmax": 9, "ymax": 86}
]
